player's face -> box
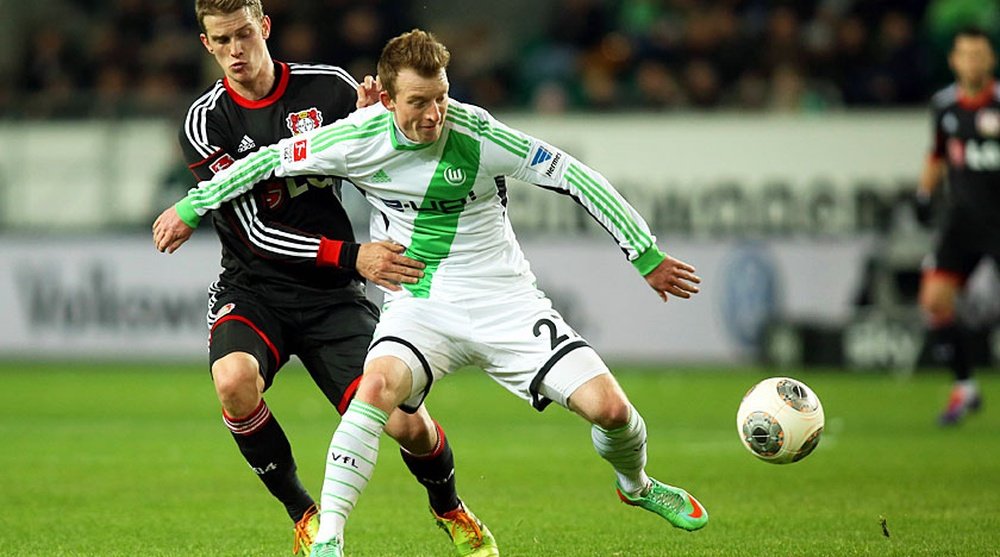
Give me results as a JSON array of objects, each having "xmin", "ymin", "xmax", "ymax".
[
  {"xmin": 950, "ymin": 36, "xmax": 996, "ymax": 90},
  {"xmin": 200, "ymin": 9, "xmax": 271, "ymax": 87},
  {"xmin": 383, "ymin": 68, "xmax": 450, "ymax": 144}
]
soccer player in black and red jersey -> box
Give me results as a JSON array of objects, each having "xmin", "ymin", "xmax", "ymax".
[
  {"xmin": 918, "ymin": 27, "xmax": 998, "ymax": 426},
  {"xmin": 151, "ymin": 2, "xmax": 498, "ymax": 555}
]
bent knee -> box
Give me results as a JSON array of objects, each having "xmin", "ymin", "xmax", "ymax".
[
  {"xmin": 569, "ymin": 374, "xmax": 632, "ymax": 429},
  {"xmin": 919, "ymin": 276, "xmax": 960, "ymax": 323},
  {"xmin": 592, "ymin": 397, "xmax": 632, "ymax": 430},
  {"xmin": 211, "ymin": 353, "xmax": 261, "ymax": 403},
  {"xmin": 356, "ymin": 357, "xmax": 413, "ymax": 407}
]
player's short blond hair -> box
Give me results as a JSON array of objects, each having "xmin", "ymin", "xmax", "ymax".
[
  {"xmin": 195, "ymin": 0, "xmax": 264, "ymax": 32},
  {"xmin": 377, "ymin": 29, "xmax": 451, "ymax": 98}
]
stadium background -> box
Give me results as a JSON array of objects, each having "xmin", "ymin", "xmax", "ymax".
[
  {"xmin": 2, "ymin": 0, "xmax": 999, "ymax": 367},
  {"xmin": 1, "ymin": 2, "xmax": 999, "ymax": 556}
]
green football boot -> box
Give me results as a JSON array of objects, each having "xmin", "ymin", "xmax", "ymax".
[
  {"xmin": 616, "ymin": 478, "xmax": 708, "ymax": 531},
  {"xmin": 434, "ymin": 501, "xmax": 500, "ymax": 557},
  {"xmin": 292, "ymin": 504, "xmax": 320, "ymax": 555},
  {"xmin": 308, "ymin": 538, "xmax": 343, "ymax": 557}
]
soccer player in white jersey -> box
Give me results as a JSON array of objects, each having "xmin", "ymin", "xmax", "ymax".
[{"xmin": 155, "ymin": 28, "xmax": 708, "ymax": 557}]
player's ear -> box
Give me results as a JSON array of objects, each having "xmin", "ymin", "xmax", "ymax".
[
  {"xmin": 261, "ymin": 15, "xmax": 271, "ymax": 39},
  {"xmin": 379, "ymin": 90, "xmax": 394, "ymax": 111},
  {"xmin": 199, "ymin": 33, "xmax": 212, "ymax": 53}
]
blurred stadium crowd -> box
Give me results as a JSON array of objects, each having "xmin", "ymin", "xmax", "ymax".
[{"xmin": 3, "ymin": 0, "xmax": 998, "ymax": 119}]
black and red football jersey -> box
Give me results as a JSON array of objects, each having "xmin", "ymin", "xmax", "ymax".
[
  {"xmin": 179, "ymin": 61, "xmax": 363, "ymax": 304},
  {"xmin": 929, "ymin": 80, "xmax": 1000, "ymax": 225}
]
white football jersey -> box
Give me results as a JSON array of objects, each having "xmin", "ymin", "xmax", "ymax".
[{"xmin": 179, "ymin": 100, "xmax": 664, "ymax": 302}]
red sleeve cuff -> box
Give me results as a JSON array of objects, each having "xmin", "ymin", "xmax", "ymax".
[
  {"xmin": 317, "ymin": 237, "xmax": 360, "ymax": 269},
  {"xmin": 318, "ymin": 237, "xmax": 344, "ymax": 267}
]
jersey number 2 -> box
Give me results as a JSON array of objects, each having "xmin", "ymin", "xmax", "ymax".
[{"xmin": 534, "ymin": 318, "xmax": 569, "ymax": 350}]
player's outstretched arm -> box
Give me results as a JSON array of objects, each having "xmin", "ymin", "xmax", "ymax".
[
  {"xmin": 643, "ymin": 253, "xmax": 701, "ymax": 302},
  {"xmin": 356, "ymin": 241, "xmax": 426, "ymax": 291},
  {"xmin": 152, "ymin": 205, "xmax": 195, "ymax": 254}
]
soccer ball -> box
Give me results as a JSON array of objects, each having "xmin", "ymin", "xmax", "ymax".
[{"xmin": 736, "ymin": 377, "xmax": 824, "ymax": 464}]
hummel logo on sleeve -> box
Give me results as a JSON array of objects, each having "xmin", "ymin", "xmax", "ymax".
[{"xmin": 530, "ymin": 146, "xmax": 553, "ymax": 166}]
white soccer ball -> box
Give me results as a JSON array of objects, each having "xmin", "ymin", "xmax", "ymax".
[{"xmin": 736, "ymin": 377, "xmax": 824, "ymax": 464}]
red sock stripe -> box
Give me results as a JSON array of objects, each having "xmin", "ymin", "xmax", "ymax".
[
  {"xmin": 429, "ymin": 420, "xmax": 446, "ymax": 458},
  {"xmin": 406, "ymin": 420, "xmax": 447, "ymax": 460},
  {"xmin": 223, "ymin": 399, "xmax": 272, "ymax": 436}
]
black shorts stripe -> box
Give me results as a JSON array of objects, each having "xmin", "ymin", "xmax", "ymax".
[
  {"xmin": 529, "ymin": 340, "xmax": 590, "ymax": 412},
  {"xmin": 370, "ymin": 336, "xmax": 433, "ymax": 415}
]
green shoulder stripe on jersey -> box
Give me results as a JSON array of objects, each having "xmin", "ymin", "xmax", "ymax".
[
  {"xmin": 446, "ymin": 105, "xmax": 530, "ymax": 155},
  {"xmin": 188, "ymin": 148, "xmax": 281, "ymax": 210},
  {"xmin": 314, "ymin": 112, "xmax": 391, "ymax": 152},
  {"xmin": 565, "ymin": 163, "xmax": 652, "ymax": 253},
  {"xmin": 450, "ymin": 104, "xmax": 530, "ymax": 151},
  {"xmin": 404, "ymin": 129, "xmax": 481, "ymax": 298},
  {"xmin": 313, "ymin": 112, "xmax": 388, "ymax": 144},
  {"xmin": 445, "ymin": 106, "xmax": 529, "ymax": 158}
]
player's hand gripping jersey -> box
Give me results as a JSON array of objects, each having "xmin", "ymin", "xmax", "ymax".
[{"xmin": 176, "ymin": 100, "xmax": 666, "ymax": 301}]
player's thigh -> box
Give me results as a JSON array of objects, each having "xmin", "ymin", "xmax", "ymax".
[
  {"xmin": 208, "ymin": 288, "xmax": 288, "ymax": 390},
  {"xmin": 365, "ymin": 298, "xmax": 469, "ymax": 413},
  {"xmin": 921, "ymin": 216, "xmax": 982, "ymax": 316},
  {"xmin": 296, "ymin": 298, "xmax": 381, "ymax": 414},
  {"xmin": 476, "ymin": 294, "xmax": 611, "ymax": 412}
]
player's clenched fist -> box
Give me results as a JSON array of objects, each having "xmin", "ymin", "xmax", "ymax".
[
  {"xmin": 152, "ymin": 206, "xmax": 195, "ymax": 254},
  {"xmin": 356, "ymin": 241, "xmax": 426, "ymax": 291}
]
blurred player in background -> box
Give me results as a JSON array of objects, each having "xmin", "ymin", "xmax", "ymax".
[
  {"xmin": 918, "ymin": 26, "xmax": 998, "ymax": 426},
  {"xmin": 156, "ymin": 28, "xmax": 708, "ymax": 557},
  {"xmin": 152, "ymin": 3, "xmax": 497, "ymax": 555}
]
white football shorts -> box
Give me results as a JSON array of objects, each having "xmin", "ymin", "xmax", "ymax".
[{"xmin": 365, "ymin": 288, "xmax": 610, "ymax": 412}]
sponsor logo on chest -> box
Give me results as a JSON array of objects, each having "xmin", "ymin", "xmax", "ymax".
[{"xmin": 976, "ymin": 108, "xmax": 1000, "ymax": 137}]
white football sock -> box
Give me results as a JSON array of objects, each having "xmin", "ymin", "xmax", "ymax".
[
  {"xmin": 316, "ymin": 399, "xmax": 388, "ymax": 543},
  {"xmin": 591, "ymin": 405, "xmax": 650, "ymax": 496}
]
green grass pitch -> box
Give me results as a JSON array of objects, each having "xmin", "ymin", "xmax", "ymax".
[{"xmin": 0, "ymin": 362, "xmax": 997, "ymax": 556}]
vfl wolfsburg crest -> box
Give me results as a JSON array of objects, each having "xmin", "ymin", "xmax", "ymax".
[
  {"xmin": 443, "ymin": 166, "xmax": 466, "ymax": 186},
  {"xmin": 286, "ymin": 108, "xmax": 323, "ymax": 135}
]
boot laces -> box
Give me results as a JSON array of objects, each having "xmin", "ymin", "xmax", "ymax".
[
  {"xmin": 292, "ymin": 505, "xmax": 318, "ymax": 555},
  {"xmin": 646, "ymin": 484, "xmax": 685, "ymax": 513},
  {"xmin": 439, "ymin": 507, "xmax": 484, "ymax": 549}
]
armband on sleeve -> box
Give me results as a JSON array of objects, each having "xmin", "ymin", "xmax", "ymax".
[{"xmin": 317, "ymin": 237, "xmax": 360, "ymax": 269}]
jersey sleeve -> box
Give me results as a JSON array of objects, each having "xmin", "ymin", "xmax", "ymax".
[
  {"xmin": 464, "ymin": 104, "xmax": 666, "ymax": 276},
  {"xmin": 177, "ymin": 85, "xmax": 240, "ymax": 183},
  {"xmin": 929, "ymin": 103, "xmax": 946, "ymax": 161},
  {"xmin": 174, "ymin": 115, "xmax": 357, "ymax": 228}
]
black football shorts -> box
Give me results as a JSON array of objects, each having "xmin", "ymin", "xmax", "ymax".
[
  {"xmin": 931, "ymin": 207, "xmax": 1000, "ymax": 281},
  {"xmin": 207, "ymin": 283, "xmax": 379, "ymax": 414}
]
